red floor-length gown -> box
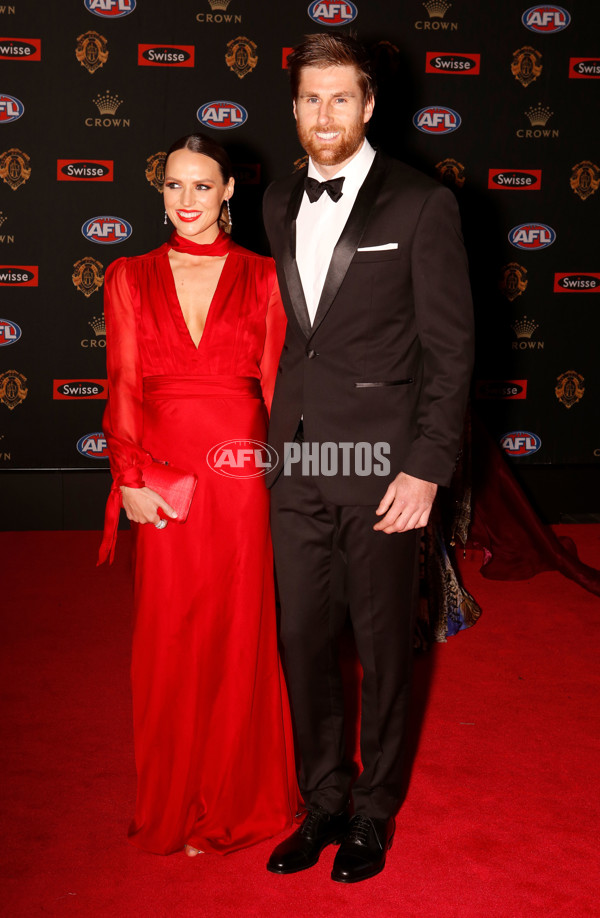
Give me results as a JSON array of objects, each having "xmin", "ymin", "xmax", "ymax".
[{"xmin": 98, "ymin": 230, "xmax": 299, "ymax": 855}]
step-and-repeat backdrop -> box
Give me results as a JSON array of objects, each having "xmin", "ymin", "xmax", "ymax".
[{"xmin": 1, "ymin": 0, "xmax": 598, "ymax": 471}]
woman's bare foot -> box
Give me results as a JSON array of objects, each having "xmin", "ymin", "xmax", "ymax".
[{"xmin": 184, "ymin": 845, "xmax": 205, "ymax": 857}]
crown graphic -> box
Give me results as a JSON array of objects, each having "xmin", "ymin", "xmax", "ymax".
[
  {"xmin": 208, "ymin": 0, "xmax": 232, "ymax": 9},
  {"xmin": 512, "ymin": 316, "xmax": 538, "ymax": 339},
  {"xmin": 0, "ymin": 212, "xmax": 6, "ymax": 229},
  {"xmin": 423, "ymin": 0, "xmax": 452, "ymax": 17},
  {"xmin": 525, "ymin": 103, "xmax": 553, "ymax": 126},
  {"xmin": 89, "ymin": 314, "xmax": 106, "ymax": 336},
  {"xmin": 93, "ymin": 91, "xmax": 123, "ymax": 115}
]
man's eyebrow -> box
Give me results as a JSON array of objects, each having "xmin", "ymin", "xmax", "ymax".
[{"xmin": 298, "ymin": 89, "xmax": 357, "ymax": 98}]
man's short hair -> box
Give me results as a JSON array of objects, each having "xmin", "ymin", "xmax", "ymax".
[{"xmin": 288, "ymin": 33, "xmax": 376, "ymax": 103}]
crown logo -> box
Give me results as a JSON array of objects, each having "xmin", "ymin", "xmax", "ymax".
[
  {"xmin": 512, "ymin": 316, "xmax": 538, "ymax": 339},
  {"xmin": 89, "ymin": 314, "xmax": 106, "ymax": 336},
  {"xmin": 525, "ymin": 103, "xmax": 553, "ymax": 127},
  {"xmin": 208, "ymin": 0, "xmax": 232, "ymax": 9},
  {"xmin": 423, "ymin": 0, "xmax": 451, "ymax": 17},
  {"xmin": 93, "ymin": 91, "xmax": 123, "ymax": 115},
  {"xmin": 0, "ymin": 212, "xmax": 6, "ymax": 229}
]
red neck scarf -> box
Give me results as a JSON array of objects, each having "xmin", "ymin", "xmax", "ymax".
[{"xmin": 168, "ymin": 229, "xmax": 231, "ymax": 256}]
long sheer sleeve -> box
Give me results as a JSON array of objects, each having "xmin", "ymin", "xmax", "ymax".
[
  {"xmin": 98, "ymin": 257, "xmax": 152, "ymax": 564},
  {"xmin": 258, "ymin": 272, "xmax": 287, "ymax": 415}
]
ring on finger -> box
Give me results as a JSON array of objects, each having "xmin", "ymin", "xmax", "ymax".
[{"xmin": 155, "ymin": 519, "xmax": 168, "ymax": 530}]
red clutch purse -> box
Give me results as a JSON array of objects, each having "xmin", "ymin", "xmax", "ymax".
[{"xmin": 142, "ymin": 460, "xmax": 198, "ymax": 523}]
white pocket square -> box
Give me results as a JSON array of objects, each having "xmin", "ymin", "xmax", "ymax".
[{"xmin": 357, "ymin": 243, "xmax": 399, "ymax": 252}]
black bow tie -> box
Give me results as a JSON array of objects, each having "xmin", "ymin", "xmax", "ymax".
[{"xmin": 304, "ymin": 175, "xmax": 345, "ymax": 203}]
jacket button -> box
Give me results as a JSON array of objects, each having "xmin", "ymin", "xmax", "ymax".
[{"xmin": 306, "ymin": 349, "xmax": 318, "ymax": 359}]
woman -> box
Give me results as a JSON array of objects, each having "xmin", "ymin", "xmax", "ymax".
[{"xmin": 98, "ymin": 134, "xmax": 298, "ymax": 856}]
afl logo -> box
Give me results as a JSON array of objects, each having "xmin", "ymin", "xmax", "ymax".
[
  {"xmin": 0, "ymin": 94, "xmax": 24, "ymax": 124},
  {"xmin": 501, "ymin": 431, "xmax": 542, "ymax": 457},
  {"xmin": 207, "ymin": 439, "xmax": 279, "ymax": 479},
  {"xmin": 84, "ymin": 0, "xmax": 136, "ymax": 18},
  {"xmin": 307, "ymin": 2, "xmax": 358, "ymax": 26},
  {"xmin": 508, "ymin": 223, "xmax": 555, "ymax": 250},
  {"xmin": 197, "ymin": 101, "xmax": 248, "ymax": 130},
  {"xmin": 0, "ymin": 320, "xmax": 21, "ymax": 346},
  {"xmin": 413, "ymin": 106, "xmax": 461, "ymax": 134},
  {"xmin": 522, "ymin": 6, "xmax": 570, "ymax": 33},
  {"xmin": 77, "ymin": 432, "xmax": 109, "ymax": 459},
  {"xmin": 82, "ymin": 216, "xmax": 132, "ymax": 244}
]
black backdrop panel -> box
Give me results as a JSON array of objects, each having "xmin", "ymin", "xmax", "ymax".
[{"xmin": 1, "ymin": 0, "xmax": 598, "ymax": 474}]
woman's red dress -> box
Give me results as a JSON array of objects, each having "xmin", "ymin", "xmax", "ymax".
[{"xmin": 98, "ymin": 231, "xmax": 298, "ymax": 855}]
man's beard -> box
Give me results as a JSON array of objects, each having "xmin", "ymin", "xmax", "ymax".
[{"xmin": 297, "ymin": 120, "xmax": 365, "ymax": 167}]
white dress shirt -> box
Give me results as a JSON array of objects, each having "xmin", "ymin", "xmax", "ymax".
[{"xmin": 296, "ymin": 139, "xmax": 376, "ymax": 324}]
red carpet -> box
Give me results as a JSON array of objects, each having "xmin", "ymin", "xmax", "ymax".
[{"xmin": 3, "ymin": 527, "xmax": 599, "ymax": 917}]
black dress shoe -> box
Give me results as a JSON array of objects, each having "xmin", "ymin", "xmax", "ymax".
[
  {"xmin": 331, "ymin": 815, "xmax": 395, "ymax": 883},
  {"xmin": 267, "ymin": 804, "xmax": 349, "ymax": 874}
]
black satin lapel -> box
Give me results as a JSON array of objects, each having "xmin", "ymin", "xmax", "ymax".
[
  {"xmin": 310, "ymin": 154, "xmax": 389, "ymax": 337},
  {"xmin": 281, "ymin": 171, "xmax": 311, "ymax": 339}
]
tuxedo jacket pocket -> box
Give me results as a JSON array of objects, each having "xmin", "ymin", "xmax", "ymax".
[
  {"xmin": 354, "ymin": 378, "xmax": 414, "ymax": 388},
  {"xmin": 352, "ymin": 245, "xmax": 400, "ymax": 263}
]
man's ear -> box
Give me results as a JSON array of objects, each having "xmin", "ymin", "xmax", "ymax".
[{"xmin": 293, "ymin": 98, "xmax": 297, "ymax": 121}]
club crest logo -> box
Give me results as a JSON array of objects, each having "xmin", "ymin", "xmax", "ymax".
[
  {"xmin": 435, "ymin": 158, "xmax": 466, "ymax": 187},
  {"xmin": 225, "ymin": 36, "xmax": 258, "ymax": 79},
  {"xmin": 511, "ymin": 47, "xmax": 542, "ymax": 86},
  {"xmin": 197, "ymin": 100, "xmax": 248, "ymax": 130},
  {"xmin": 308, "ymin": 2, "xmax": 358, "ymax": 26},
  {"xmin": 82, "ymin": 216, "xmax": 132, "ymax": 244},
  {"xmin": 145, "ymin": 151, "xmax": 166, "ymax": 192},
  {"xmin": 0, "ymin": 369, "xmax": 27, "ymax": 410},
  {"xmin": 76, "ymin": 31, "xmax": 109, "ymax": 74},
  {"xmin": 555, "ymin": 370, "xmax": 584, "ymax": 409},
  {"xmin": 570, "ymin": 161, "xmax": 599, "ymax": 201},
  {"xmin": 413, "ymin": 106, "xmax": 461, "ymax": 133},
  {"xmin": 0, "ymin": 148, "xmax": 31, "ymax": 190},
  {"xmin": 72, "ymin": 257, "xmax": 104, "ymax": 296},
  {"xmin": 500, "ymin": 263, "xmax": 528, "ymax": 301},
  {"xmin": 0, "ymin": 319, "xmax": 21, "ymax": 346},
  {"xmin": 522, "ymin": 5, "xmax": 570, "ymax": 33},
  {"xmin": 0, "ymin": 94, "xmax": 24, "ymax": 124},
  {"xmin": 84, "ymin": 0, "xmax": 136, "ymax": 17},
  {"xmin": 508, "ymin": 223, "xmax": 555, "ymax": 250}
]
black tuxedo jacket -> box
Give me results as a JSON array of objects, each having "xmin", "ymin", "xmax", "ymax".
[{"xmin": 263, "ymin": 151, "xmax": 474, "ymax": 504}]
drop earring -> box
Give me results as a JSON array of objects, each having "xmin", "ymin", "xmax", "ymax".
[
  {"xmin": 226, "ymin": 198, "xmax": 232, "ymax": 229},
  {"xmin": 164, "ymin": 210, "xmax": 168, "ymax": 225}
]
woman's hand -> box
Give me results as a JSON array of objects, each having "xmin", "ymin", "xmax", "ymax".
[{"xmin": 120, "ymin": 486, "xmax": 178, "ymax": 525}]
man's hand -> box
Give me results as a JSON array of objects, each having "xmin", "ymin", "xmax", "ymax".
[{"xmin": 373, "ymin": 472, "xmax": 437, "ymax": 534}]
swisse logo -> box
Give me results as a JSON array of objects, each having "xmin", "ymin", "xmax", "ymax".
[
  {"xmin": 82, "ymin": 216, "xmax": 132, "ymax": 244},
  {"xmin": 0, "ymin": 38, "xmax": 41, "ymax": 60},
  {"xmin": 0, "ymin": 319, "xmax": 21, "ymax": 346},
  {"xmin": 207, "ymin": 439, "xmax": 278, "ymax": 479},
  {"xmin": 0, "ymin": 94, "xmax": 24, "ymax": 124},
  {"xmin": 488, "ymin": 169, "xmax": 542, "ymax": 190},
  {"xmin": 475, "ymin": 380, "xmax": 527, "ymax": 400},
  {"xmin": 509, "ymin": 223, "xmax": 555, "ymax": 250},
  {"xmin": 57, "ymin": 160, "xmax": 114, "ymax": 181},
  {"xmin": 138, "ymin": 44, "xmax": 195, "ymax": 67},
  {"xmin": 307, "ymin": 2, "xmax": 358, "ymax": 26},
  {"xmin": 197, "ymin": 100, "xmax": 247, "ymax": 130},
  {"xmin": 84, "ymin": 0, "xmax": 136, "ymax": 17},
  {"xmin": 522, "ymin": 5, "xmax": 570, "ymax": 33},
  {"xmin": 413, "ymin": 106, "xmax": 461, "ymax": 134},
  {"xmin": 501, "ymin": 431, "xmax": 541, "ymax": 457},
  {"xmin": 425, "ymin": 52, "xmax": 481, "ymax": 74},
  {"xmin": 77, "ymin": 432, "xmax": 109, "ymax": 459},
  {"xmin": 569, "ymin": 58, "xmax": 600, "ymax": 79},
  {"xmin": 54, "ymin": 379, "xmax": 107, "ymax": 400},
  {"xmin": 0, "ymin": 265, "xmax": 38, "ymax": 285},
  {"xmin": 554, "ymin": 272, "xmax": 600, "ymax": 292}
]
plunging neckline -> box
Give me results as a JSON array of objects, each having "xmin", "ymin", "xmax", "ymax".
[{"xmin": 165, "ymin": 249, "xmax": 230, "ymax": 351}]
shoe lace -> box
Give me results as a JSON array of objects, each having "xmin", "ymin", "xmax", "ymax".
[
  {"xmin": 347, "ymin": 815, "xmax": 371, "ymax": 846},
  {"xmin": 299, "ymin": 806, "xmax": 327, "ymax": 837}
]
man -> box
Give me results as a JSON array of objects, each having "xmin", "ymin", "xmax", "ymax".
[{"xmin": 263, "ymin": 34, "xmax": 474, "ymax": 883}]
